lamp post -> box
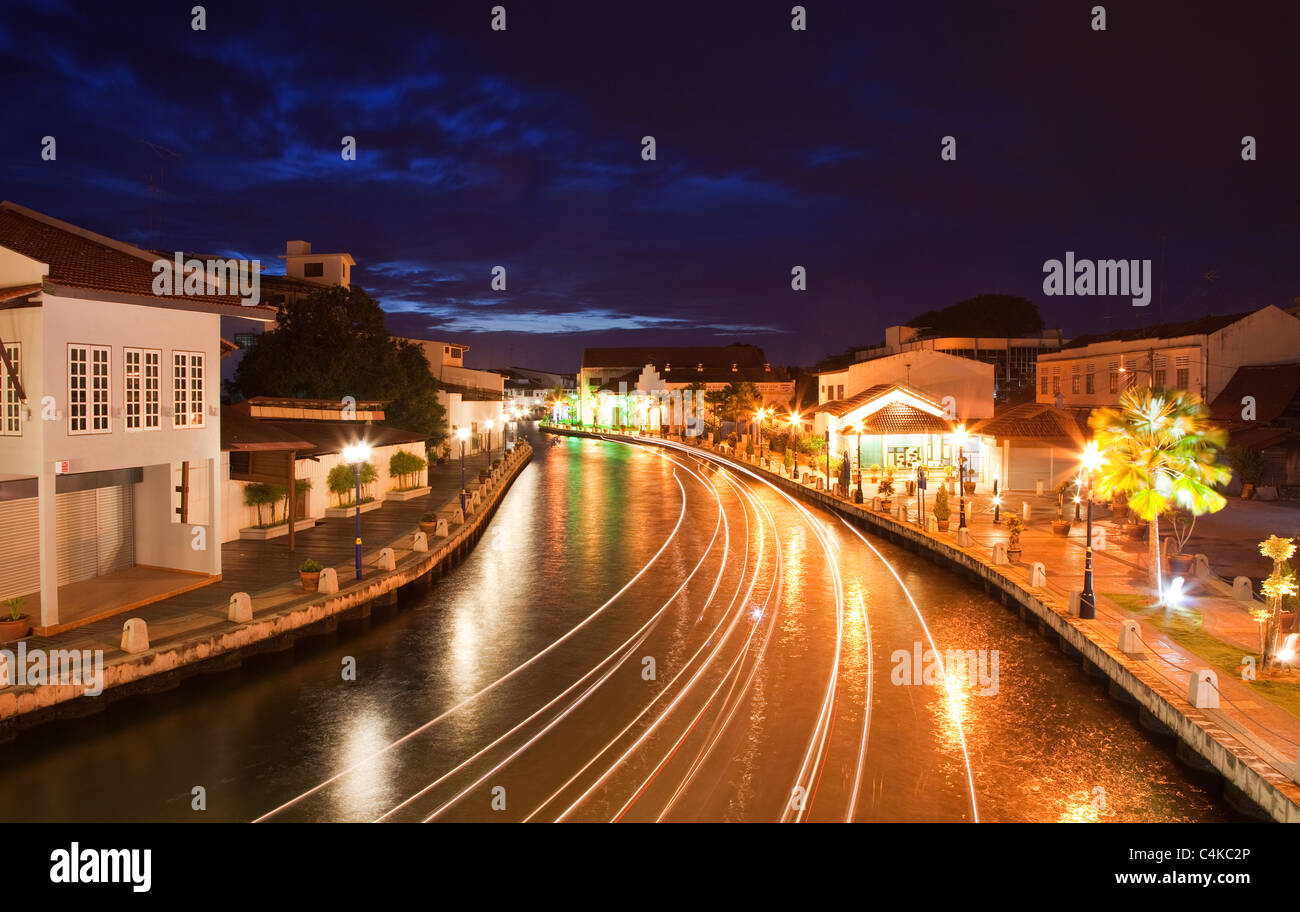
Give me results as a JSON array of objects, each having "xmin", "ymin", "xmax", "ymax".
[
  {"xmin": 825, "ymin": 426, "xmax": 831, "ymax": 491},
  {"xmin": 787, "ymin": 411, "xmax": 802, "ymax": 479},
  {"xmin": 457, "ymin": 426, "xmax": 469, "ymax": 516},
  {"xmin": 485, "ymin": 418, "xmax": 495, "ymax": 462},
  {"xmin": 1079, "ymin": 440, "xmax": 1104, "ymax": 619},
  {"xmin": 342, "ymin": 441, "xmax": 370, "ymax": 581},
  {"xmin": 992, "ymin": 477, "xmax": 1001, "ymax": 524},
  {"xmin": 853, "ymin": 420, "xmax": 864, "ymax": 503},
  {"xmin": 953, "ymin": 424, "xmax": 969, "ymax": 530}
]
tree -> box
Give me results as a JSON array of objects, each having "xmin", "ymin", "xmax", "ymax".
[
  {"xmin": 242, "ymin": 483, "xmax": 276, "ymax": 527},
  {"xmin": 705, "ymin": 381, "xmax": 762, "ymax": 425},
  {"xmin": 1089, "ymin": 387, "xmax": 1231, "ymax": 596},
  {"xmin": 907, "ymin": 294, "xmax": 1045, "ymax": 338},
  {"xmin": 389, "ymin": 449, "xmax": 427, "ymax": 490},
  {"xmin": 229, "ymin": 285, "xmax": 446, "ymax": 442},
  {"xmin": 327, "ymin": 461, "xmax": 377, "ymax": 506},
  {"xmin": 1258, "ymin": 536, "xmax": 1298, "ymax": 669}
]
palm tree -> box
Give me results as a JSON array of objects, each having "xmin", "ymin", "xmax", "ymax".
[{"xmin": 1089, "ymin": 387, "xmax": 1230, "ymax": 596}]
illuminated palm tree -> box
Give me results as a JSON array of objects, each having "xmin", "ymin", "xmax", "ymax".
[{"xmin": 1089, "ymin": 387, "xmax": 1230, "ymax": 596}]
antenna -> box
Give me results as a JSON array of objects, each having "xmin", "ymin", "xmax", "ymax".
[{"xmin": 141, "ymin": 141, "xmax": 182, "ymax": 250}]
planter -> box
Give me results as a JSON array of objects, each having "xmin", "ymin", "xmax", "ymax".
[
  {"xmin": 418, "ymin": 520, "xmax": 439, "ymax": 536},
  {"xmin": 879, "ymin": 499, "xmax": 893, "ymax": 513},
  {"xmin": 964, "ymin": 482, "xmax": 976, "ymax": 495},
  {"xmin": 300, "ymin": 571, "xmax": 320, "ymax": 592},
  {"xmin": 1169, "ymin": 553, "xmax": 1194, "ymax": 576},
  {"xmin": 386, "ymin": 486, "xmax": 432, "ymax": 502},
  {"xmin": 1051, "ymin": 519, "xmax": 1072, "ymax": 537},
  {"xmin": 936, "ymin": 519, "xmax": 950, "ymax": 532},
  {"xmin": 0, "ymin": 615, "xmax": 31, "ymax": 642},
  {"xmin": 239, "ymin": 517, "xmax": 317, "ymax": 541},
  {"xmin": 324, "ymin": 499, "xmax": 383, "ymax": 519},
  {"xmin": 1007, "ymin": 547, "xmax": 1022, "ymax": 563},
  {"xmin": 1240, "ymin": 483, "xmax": 1256, "ymax": 500}
]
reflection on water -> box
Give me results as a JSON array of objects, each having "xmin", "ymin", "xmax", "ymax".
[{"xmin": 0, "ymin": 428, "xmax": 1232, "ymax": 822}]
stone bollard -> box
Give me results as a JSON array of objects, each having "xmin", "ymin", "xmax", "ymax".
[
  {"xmin": 1187, "ymin": 669, "xmax": 1219, "ymax": 709},
  {"xmin": 964, "ymin": 501, "xmax": 974, "ymax": 523},
  {"xmin": 435, "ymin": 517, "xmax": 449, "ymax": 537},
  {"xmin": 318, "ymin": 567, "xmax": 339, "ymax": 594},
  {"xmin": 228, "ymin": 592, "xmax": 253, "ymax": 623},
  {"xmin": 927, "ymin": 516, "xmax": 939, "ymax": 534},
  {"xmin": 1036, "ymin": 480, "xmax": 1044, "ymax": 496},
  {"xmin": 1022, "ymin": 502, "xmax": 1031, "ymax": 521},
  {"xmin": 1029, "ymin": 561, "xmax": 1046, "ymax": 587},
  {"xmin": 121, "ymin": 618, "xmax": 149, "ymax": 654},
  {"xmin": 1233, "ymin": 576, "xmax": 1254, "ymax": 601},
  {"xmin": 377, "ymin": 548, "xmax": 396, "ymax": 571},
  {"xmin": 412, "ymin": 531, "xmax": 428, "ymax": 552},
  {"xmin": 1118, "ymin": 619, "xmax": 1143, "ymax": 655},
  {"xmin": 1193, "ymin": 554, "xmax": 1211, "ymax": 578},
  {"xmin": 1068, "ymin": 589, "xmax": 1082, "ymax": 617},
  {"xmin": 444, "ymin": 504, "xmax": 464, "ymax": 524},
  {"xmin": 957, "ymin": 527, "xmax": 972, "ymax": 547},
  {"xmin": 1090, "ymin": 525, "xmax": 1106, "ymax": 551},
  {"xmin": 815, "ymin": 477, "xmax": 824, "ymax": 491},
  {"xmin": 992, "ymin": 541, "xmax": 1008, "ymax": 565},
  {"xmin": 894, "ymin": 501, "xmax": 905, "ymax": 520}
]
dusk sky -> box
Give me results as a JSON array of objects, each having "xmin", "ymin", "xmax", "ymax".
[{"xmin": 4, "ymin": 0, "xmax": 1297, "ymax": 371}]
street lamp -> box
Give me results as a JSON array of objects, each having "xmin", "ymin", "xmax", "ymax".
[
  {"xmin": 992, "ymin": 477, "xmax": 1001, "ymax": 524},
  {"xmin": 457, "ymin": 426, "xmax": 469, "ymax": 516},
  {"xmin": 953, "ymin": 423, "xmax": 969, "ymax": 530},
  {"xmin": 342, "ymin": 441, "xmax": 371, "ymax": 581},
  {"xmin": 853, "ymin": 420, "xmax": 864, "ymax": 503},
  {"xmin": 1079, "ymin": 440, "xmax": 1105, "ymax": 619},
  {"xmin": 754, "ymin": 407, "xmax": 770, "ymax": 458},
  {"xmin": 485, "ymin": 418, "xmax": 495, "ymax": 461}
]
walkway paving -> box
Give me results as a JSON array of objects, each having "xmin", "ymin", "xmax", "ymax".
[{"xmin": 12, "ymin": 447, "xmax": 503, "ymax": 668}]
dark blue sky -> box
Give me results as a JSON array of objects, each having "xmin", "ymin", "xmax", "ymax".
[{"xmin": 4, "ymin": 0, "xmax": 1298, "ymax": 371}]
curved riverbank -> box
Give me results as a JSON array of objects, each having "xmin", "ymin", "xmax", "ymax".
[{"xmin": 544, "ymin": 425, "xmax": 1299, "ymax": 822}]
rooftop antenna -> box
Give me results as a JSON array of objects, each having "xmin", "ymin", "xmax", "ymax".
[{"xmin": 142, "ymin": 141, "xmax": 182, "ymax": 250}]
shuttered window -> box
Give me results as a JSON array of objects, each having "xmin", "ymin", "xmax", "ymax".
[{"xmin": 2, "ymin": 342, "xmax": 20, "ymax": 436}]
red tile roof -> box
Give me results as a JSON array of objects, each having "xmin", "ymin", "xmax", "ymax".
[{"xmin": 0, "ymin": 202, "xmax": 275, "ymax": 316}]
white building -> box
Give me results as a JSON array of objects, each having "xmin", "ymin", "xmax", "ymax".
[
  {"xmin": 403, "ymin": 339, "xmax": 504, "ymax": 455},
  {"xmin": 0, "ymin": 202, "xmax": 276, "ymax": 634},
  {"xmin": 1035, "ymin": 306, "xmax": 1300, "ymax": 411}
]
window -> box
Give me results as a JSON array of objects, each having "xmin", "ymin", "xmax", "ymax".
[
  {"xmin": 1, "ymin": 342, "xmax": 20, "ymax": 436},
  {"xmin": 173, "ymin": 351, "xmax": 206, "ymax": 428},
  {"xmin": 1108, "ymin": 372, "xmax": 1118, "ymax": 394},
  {"xmin": 1176, "ymin": 368, "xmax": 1189, "ymax": 389},
  {"xmin": 125, "ymin": 348, "xmax": 161, "ymax": 431},
  {"xmin": 1040, "ymin": 371, "xmax": 1049, "ymax": 394},
  {"xmin": 68, "ymin": 344, "xmax": 110, "ymax": 434},
  {"xmin": 1154, "ymin": 369, "xmax": 1166, "ymax": 387},
  {"xmin": 303, "ymin": 262, "xmax": 324, "ymax": 278},
  {"xmin": 1071, "ymin": 374, "xmax": 1080, "ymax": 395},
  {"xmin": 1085, "ymin": 372, "xmax": 1095, "ymax": 394},
  {"xmin": 837, "ymin": 385, "xmax": 844, "ymax": 399},
  {"xmin": 1051, "ymin": 369, "xmax": 1060, "ymax": 395},
  {"xmin": 234, "ymin": 333, "xmax": 258, "ymax": 350}
]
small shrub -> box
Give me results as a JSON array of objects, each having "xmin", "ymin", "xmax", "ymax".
[{"xmin": 298, "ymin": 558, "xmax": 323, "ymax": 574}]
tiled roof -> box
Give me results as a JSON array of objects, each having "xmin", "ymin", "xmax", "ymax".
[
  {"xmin": 969, "ymin": 402, "xmax": 1089, "ymax": 446},
  {"xmin": 1210, "ymin": 363, "xmax": 1300, "ymax": 425},
  {"xmin": 815, "ymin": 384, "xmax": 944, "ymax": 420},
  {"xmin": 0, "ymin": 283, "xmax": 41, "ymax": 305},
  {"xmin": 857, "ymin": 402, "xmax": 953, "ymax": 435},
  {"xmin": 0, "ymin": 202, "xmax": 275, "ymax": 315},
  {"xmin": 1060, "ymin": 311, "xmax": 1252, "ymax": 350}
]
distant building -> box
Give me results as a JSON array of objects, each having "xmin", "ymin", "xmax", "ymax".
[
  {"xmin": 853, "ymin": 324, "xmax": 1063, "ymax": 403},
  {"xmin": 1035, "ymin": 306, "xmax": 1300, "ymax": 412},
  {"xmin": 221, "ymin": 239, "xmax": 356, "ymax": 385},
  {"xmin": 499, "ymin": 367, "xmax": 574, "ymax": 416},
  {"xmin": 1209, "ymin": 362, "xmax": 1300, "ymax": 492},
  {"xmin": 403, "ymin": 339, "xmax": 504, "ymax": 453}
]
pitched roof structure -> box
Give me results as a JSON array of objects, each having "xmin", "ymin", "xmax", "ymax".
[
  {"xmin": 970, "ymin": 402, "xmax": 1089, "ymax": 447},
  {"xmin": 1209, "ymin": 363, "xmax": 1300, "ymax": 425},
  {"xmin": 0, "ymin": 201, "xmax": 276, "ymax": 318},
  {"xmin": 1061, "ymin": 311, "xmax": 1251, "ymax": 350}
]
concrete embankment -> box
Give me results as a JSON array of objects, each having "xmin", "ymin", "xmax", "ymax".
[
  {"xmin": 546, "ymin": 426, "xmax": 1300, "ymax": 822},
  {"xmin": 0, "ymin": 443, "xmax": 532, "ymax": 738}
]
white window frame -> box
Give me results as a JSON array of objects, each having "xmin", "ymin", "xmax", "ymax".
[
  {"xmin": 68, "ymin": 343, "xmax": 111, "ymax": 435},
  {"xmin": 125, "ymin": 347, "xmax": 162, "ymax": 432},
  {"xmin": 172, "ymin": 350, "xmax": 206, "ymax": 428},
  {"xmin": 1, "ymin": 342, "xmax": 20, "ymax": 437}
]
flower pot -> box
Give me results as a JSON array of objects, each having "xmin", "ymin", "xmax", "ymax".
[
  {"xmin": 1169, "ymin": 553, "xmax": 1194, "ymax": 576},
  {"xmin": 300, "ymin": 571, "xmax": 321, "ymax": 592},
  {"xmin": 880, "ymin": 499, "xmax": 893, "ymax": 513},
  {"xmin": 1051, "ymin": 519, "xmax": 1071, "ymax": 537},
  {"xmin": 964, "ymin": 482, "xmax": 976, "ymax": 495},
  {"xmin": 1007, "ymin": 547, "xmax": 1022, "ymax": 563},
  {"xmin": 0, "ymin": 615, "xmax": 31, "ymax": 642},
  {"xmin": 419, "ymin": 520, "xmax": 438, "ymax": 536},
  {"xmin": 937, "ymin": 519, "xmax": 950, "ymax": 532}
]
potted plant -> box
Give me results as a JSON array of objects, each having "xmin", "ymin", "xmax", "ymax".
[
  {"xmin": 868, "ymin": 464, "xmax": 880, "ymax": 484},
  {"xmin": 299, "ymin": 558, "xmax": 323, "ymax": 591},
  {"xmin": 1051, "ymin": 481, "xmax": 1072, "ymax": 536},
  {"xmin": 962, "ymin": 459, "xmax": 976, "ymax": 496},
  {"xmin": 1229, "ymin": 446, "xmax": 1265, "ymax": 500},
  {"xmin": 879, "ymin": 475, "xmax": 894, "ymax": 511},
  {"xmin": 1167, "ymin": 510, "xmax": 1196, "ymax": 576},
  {"xmin": 933, "ymin": 485, "xmax": 951, "ymax": 531},
  {"xmin": 419, "ymin": 511, "xmax": 439, "ymax": 535},
  {"xmin": 945, "ymin": 464, "xmax": 956, "ymax": 494},
  {"xmin": 1005, "ymin": 515, "xmax": 1024, "ymax": 562},
  {"xmin": 0, "ymin": 597, "xmax": 31, "ymax": 642}
]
